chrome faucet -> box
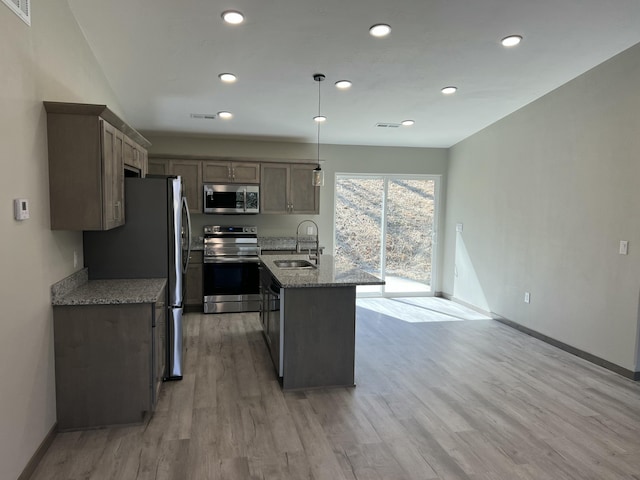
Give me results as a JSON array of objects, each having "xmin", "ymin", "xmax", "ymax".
[{"xmin": 296, "ymin": 220, "xmax": 320, "ymax": 264}]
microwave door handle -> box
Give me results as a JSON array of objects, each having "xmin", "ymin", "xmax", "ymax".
[
  {"xmin": 243, "ymin": 188, "xmax": 247, "ymax": 212},
  {"xmin": 182, "ymin": 196, "xmax": 192, "ymax": 275}
]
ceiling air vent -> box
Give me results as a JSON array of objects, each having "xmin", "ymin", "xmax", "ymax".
[
  {"xmin": 190, "ymin": 113, "xmax": 217, "ymax": 120},
  {"xmin": 2, "ymin": 0, "xmax": 30, "ymax": 25},
  {"xmin": 376, "ymin": 122, "xmax": 401, "ymax": 128}
]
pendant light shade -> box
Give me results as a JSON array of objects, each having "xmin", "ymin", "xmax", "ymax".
[
  {"xmin": 312, "ymin": 73, "xmax": 325, "ymax": 187},
  {"xmin": 312, "ymin": 165, "xmax": 324, "ymax": 187}
]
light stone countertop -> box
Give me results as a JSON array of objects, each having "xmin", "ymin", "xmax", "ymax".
[
  {"xmin": 259, "ymin": 236, "xmax": 324, "ymax": 252},
  {"xmin": 189, "ymin": 237, "xmax": 319, "ymax": 252},
  {"xmin": 52, "ymin": 270, "xmax": 167, "ymax": 306},
  {"xmin": 260, "ymin": 254, "xmax": 384, "ymax": 288}
]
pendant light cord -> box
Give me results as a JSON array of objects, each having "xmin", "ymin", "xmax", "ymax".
[{"xmin": 317, "ymin": 76, "xmax": 321, "ymax": 169}]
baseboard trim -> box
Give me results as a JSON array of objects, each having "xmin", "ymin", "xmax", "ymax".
[
  {"xmin": 443, "ymin": 293, "xmax": 640, "ymax": 381},
  {"xmin": 18, "ymin": 423, "xmax": 57, "ymax": 480},
  {"xmin": 494, "ymin": 317, "xmax": 640, "ymax": 380},
  {"xmin": 440, "ymin": 293, "xmax": 498, "ymax": 318}
]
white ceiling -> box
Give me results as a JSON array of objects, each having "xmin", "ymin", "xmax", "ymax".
[{"xmin": 67, "ymin": 0, "xmax": 640, "ymax": 148}]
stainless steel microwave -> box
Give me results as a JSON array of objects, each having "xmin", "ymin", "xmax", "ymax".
[{"xmin": 203, "ymin": 184, "xmax": 260, "ymax": 214}]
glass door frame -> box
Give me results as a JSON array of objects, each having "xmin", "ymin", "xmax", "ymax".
[{"xmin": 333, "ymin": 173, "xmax": 441, "ymax": 298}]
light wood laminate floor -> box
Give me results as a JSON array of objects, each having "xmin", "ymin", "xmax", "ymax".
[{"xmin": 30, "ymin": 306, "xmax": 640, "ymax": 479}]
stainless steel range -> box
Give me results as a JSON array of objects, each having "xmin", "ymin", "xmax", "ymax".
[{"xmin": 203, "ymin": 225, "xmax": 261, "ymax": 313}]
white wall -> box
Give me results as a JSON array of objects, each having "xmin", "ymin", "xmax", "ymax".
[
  {"xmin": 145, "ymin": 136, "xmax": 448, "ymax": 288},
  {"xmin": 443, "ymin": 42, "xmax": 640, "ymax": 372},
  {"xmin": 0, "ymin": 2, "xmax": 125, "ymax": 478}
]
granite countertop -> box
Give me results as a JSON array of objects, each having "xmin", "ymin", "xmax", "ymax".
[
  {"xmin": 259, "ymin": 236, "xmax": 324, "ymax": 252},
  {"xmin": 51, "ymin": 268, "xmax": 167, "ymax": 306},
  {"xmin": 189, "ymin": 236, "xmax": 322, "ymax": 252},
  {"xmin": 260, "ymin": 254, "xmax": 384, "ymax": 288}
]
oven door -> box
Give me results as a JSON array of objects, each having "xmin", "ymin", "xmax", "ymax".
[{"xmin": 203, "ymin": 258, "xmax": 261, "ymax": 313}]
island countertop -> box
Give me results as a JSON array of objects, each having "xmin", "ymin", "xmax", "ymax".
[{"xmin": 260, "ymin": 254, "xmax": 384, "ymax": 288}]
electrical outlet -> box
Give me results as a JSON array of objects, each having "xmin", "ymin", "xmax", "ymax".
[
  {"xmin": 456, "ymin": 223, "xmax": 463, "ymax": 233},
  {"xmin": 307, "ymin": 226, "xmax": 314, "ymax": 235},
  {"xmin": 524, "ymin": 292, "xmax": 530, "ymax": 304}
]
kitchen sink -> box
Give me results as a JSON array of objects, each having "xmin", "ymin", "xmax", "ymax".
[{"xmin": 274, "ymin": 259, "xmax": 317, "ymax": 269}]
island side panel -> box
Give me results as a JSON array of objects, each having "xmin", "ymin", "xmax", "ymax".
[{"xmin": 282, "ymin": 286, "xmax": 356, "ymax": 390}]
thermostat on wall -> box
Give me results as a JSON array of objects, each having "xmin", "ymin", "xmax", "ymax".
[{"xmin": 14, "ymin": 198, "xmax": 29, "ymax": 221}]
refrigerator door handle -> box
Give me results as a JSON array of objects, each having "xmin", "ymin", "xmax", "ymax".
[
  {"xmin": 166, "ymin": 306, "xmax": 183, "ymax": 380},
  {"xmin": 182, "ymin": 196, "xmax": 192, "ymax": 275}
]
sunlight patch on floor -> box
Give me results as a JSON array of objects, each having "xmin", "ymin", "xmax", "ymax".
[{"xmin": 356, "ymin": 297, "xmax": 491, "ymax": 323}]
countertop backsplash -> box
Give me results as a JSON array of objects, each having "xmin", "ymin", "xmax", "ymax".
[{"xmin": 51, "ymin": 268, "xmax": 89, "ymax": 304}]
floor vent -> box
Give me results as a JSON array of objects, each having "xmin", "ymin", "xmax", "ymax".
[
  {"xmin": 2, "ymin": 0, "xmax": 30, "ymax": 25},
  {"xmin": 190, "ymin": 113, "xmax": 217, "ymax": 120},
  {"xmin": 376, "ymin": 122, "xmax": 401, "ymax": 128}
]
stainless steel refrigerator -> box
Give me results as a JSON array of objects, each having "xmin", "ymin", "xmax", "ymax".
[{"xmin": 83, "ymin": 176, "xmax": 192, "ymax": 380}]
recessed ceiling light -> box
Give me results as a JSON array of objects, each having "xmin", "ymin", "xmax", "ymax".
[
  {"xmin": 217, "ymin": 111, "xmax": 233, "ymax": 119},
  {"xmin": 369, "ymin": 24, "xmax": 391, "ymax": 37},
  {"xmin": 401, "ymin": 120, "xmax": 415, "ymax": 126},
  {"xmin": 335, "ymin": 80, "xmax": 352, "ymax": 89},
  {"xmin": 441, "ymin": 86, "xmax": 458, "ymax": 95},
  {"xmin": 222, "ymin": 10, "xmax": 244, "ymax": 24},
  {"xmin": 218, "ymin": 73, "xmax": 237, "ymax": 83},
  {"xmin": 314, "ymin": 115, "xmax": 327, "ymax": 123},
  {"xmin": 501, "ymin": 35, "xmax": 522, "ymax": 47}
]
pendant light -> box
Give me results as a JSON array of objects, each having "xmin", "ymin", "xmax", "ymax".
[{"xmin": 312, "ymin": 73, "xmax": 325, "ymax": 187}]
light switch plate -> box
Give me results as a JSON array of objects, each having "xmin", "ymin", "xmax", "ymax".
[
  {"xmin": 14, "ymin": 198, "xmax": 29, "ymax": 220},
  {"xmin": 619, "ymin": 240, "xmax": 629, "ymax": 255}
]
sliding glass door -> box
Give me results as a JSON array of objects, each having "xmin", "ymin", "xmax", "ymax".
[{"xmin": 335, "ymin": 174, "xmax": 439, "ymax": 297}]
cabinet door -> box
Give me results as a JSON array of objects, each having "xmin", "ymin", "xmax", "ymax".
[
  {"xmin": 113, "ymin": 130, "xmax": 125, "ymax": 226},
  {"xmin": 290, "ymin": 164, "xmax": 320, "ymax": 214},
  {"xmin": 123, "ymin": 136, "xmax": 138, "ymax": 169},
  {"xmin": 170, "ymin": 160, "xmax": 202, "ymax": 213},
  {"xmin": 153, "ymin": 300, "xmax": 166, "ymax": 407},
  {"xmin": 261, "ymin": 163, "xmax": 290, "ymax": 214},
  {"xmin": 232, "ymin": 162, "xmax": 260, "ymax": 183},
  {"xmin": 268, "ymin": 290, "xmax": 282, "ymax": 375},
  {"xmin": 124, "ymin": 136, "xmax": 146, "ymax": 175},
  {"xmin": 202, "ymin": 161, "xmax": 231, "ymax": 182},
  {"xmin": 185, "ymin": 253, "xmax": 203, "ymax": 306},
  {"xmin": 101, "ymin": 121, "xmax": 125, "ymax": 229},
  {"xmin": 140, "ymin": 149, "xmax": 148, "ymax": 177},
  {"xmin": 148, "ymin": 159, "xmax": 169, "ymax": 176}
]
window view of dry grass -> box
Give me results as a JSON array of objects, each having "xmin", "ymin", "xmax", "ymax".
[{"xmin": 335, "ymin": 177, "xmax": 435, "ymax": 288}]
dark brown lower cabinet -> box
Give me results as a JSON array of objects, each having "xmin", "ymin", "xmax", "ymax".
[
  {"xmin": 53, "ymin": 293, "xmax": 165, "ymax": 431},
  {"xmin": 280, "ymin": 286, "xmax": 356, "ymax": 390},
  {"xmin": 185, "ymin": 250, "xmax": 203, "ymax": 311},
  {"xmin": 260, "ymin": 267, "xmax": 357, "ymax": 390}
]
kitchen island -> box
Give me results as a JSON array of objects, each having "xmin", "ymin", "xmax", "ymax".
[{"xmin": 259, "ymin": 254, "xmax": 383, "ymax": 390}]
